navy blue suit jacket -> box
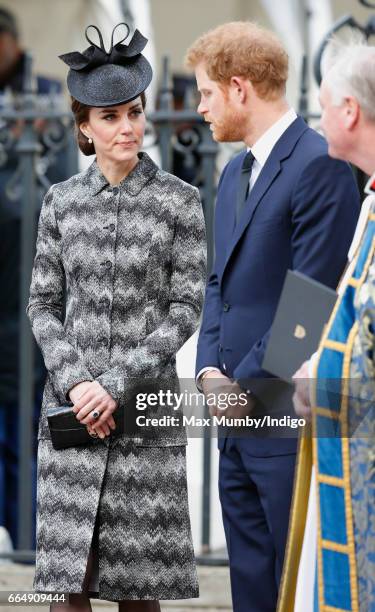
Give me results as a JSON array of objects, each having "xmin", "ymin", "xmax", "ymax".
[{"xmin": 196, "ymin": 117, "xmax": 360, "ymax": 451}]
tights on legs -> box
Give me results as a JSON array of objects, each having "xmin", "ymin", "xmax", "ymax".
[
  {"xmin": 119, "ymin": 601, "xmax": 161, "ymax": 612},
  {"xmin": 49, "ymin": 547, "xmax": 94, "ymax": 612}
]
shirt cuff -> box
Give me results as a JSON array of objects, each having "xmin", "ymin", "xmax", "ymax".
[{"xmin": 196, "ymin": 367, "xmax": 222, "ymax": 391}]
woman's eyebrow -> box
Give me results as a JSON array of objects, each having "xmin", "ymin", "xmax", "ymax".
[{"xmin": 99, "ymin": 104, "xmax": 141, "ymax": 114}]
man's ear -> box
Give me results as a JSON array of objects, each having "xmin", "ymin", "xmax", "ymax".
[
  {"xmin": 343, "ymin": 96, "xmax": 360, "ymax": 130},
  {"xmin": 230, "ymin": 76, "xmax": 248, "ymax": 104}
]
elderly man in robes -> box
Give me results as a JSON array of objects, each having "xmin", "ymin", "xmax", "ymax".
[{"xmin": 278, "ymin": 38, "xmax": 375, "ymax": 612}]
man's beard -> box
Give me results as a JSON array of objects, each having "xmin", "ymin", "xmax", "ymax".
[{"xmin": 210, "ymin": 108, "xmax": 246, "ymax": 142}]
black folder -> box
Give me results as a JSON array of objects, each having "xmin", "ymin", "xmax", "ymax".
[{"xmin": 262, "ymin": 270, "xmax": 337, "ymax": 381}]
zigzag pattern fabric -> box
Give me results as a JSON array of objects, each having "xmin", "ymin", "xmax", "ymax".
[
  {"xmin": 27, "ymin": 151, "xmax": 206, "ymax": 598},
  {"xmin": 35, "ymin": 439, "xmax": 199, "ymax": 599}
]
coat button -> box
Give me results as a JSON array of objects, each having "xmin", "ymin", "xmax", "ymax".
[
  {"xmin": 98, "ymin": 337, "xmax": 108, "ymax": 347},
  {"xmin": 108, "ymin": 223, "xmax": 115, "ymax": 232},
  {"xmin": 99, "ymin": 297, "xmax": 110, "ymax": 308},
  {"xmin": 223, "ymin": 303, "xmax": 230, "ymax": 312},
  {"xmin": 105, "ymin": 261, "xmax": 112, "ymax": 269},
  {"xmin": 112, "ymin": 187, "xmax": 119, "ymax": 195}
]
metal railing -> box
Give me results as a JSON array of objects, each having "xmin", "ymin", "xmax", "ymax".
[
  {"xmin": 148, "ymin": 56, "xmax": 218, "ymax": 271},
  {"xmin": 0, "ymin": 54, "xmax": 78, "ymax": 561}
]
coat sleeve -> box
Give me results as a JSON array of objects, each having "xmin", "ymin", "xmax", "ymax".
[
  {"xmin": 27, "ymin": 187, "xmax": 94, "ymax": 400},
  {"xmin": 95, "ymin": 188, "xmax": 207, "ymax": 400},
  {"xmin": 233, "ymin": 154, "xmax": 360, "ymax": 382}
]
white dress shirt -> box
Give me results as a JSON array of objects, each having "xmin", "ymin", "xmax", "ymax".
[{"xmin": 197, "ymin": 108, "xmax": 298, "ymax": 388}]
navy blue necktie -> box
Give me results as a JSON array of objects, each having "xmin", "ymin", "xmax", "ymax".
[{"xmin": 236, "ymin": 151, "xmax": 255, "ymax": 226}]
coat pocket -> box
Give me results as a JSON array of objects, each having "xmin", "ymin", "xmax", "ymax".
[{"xmin": 134, "ymin": 437, "xmax": 188, "ymax": 448}]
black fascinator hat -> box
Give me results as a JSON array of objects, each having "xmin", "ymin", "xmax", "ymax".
[{"xmin": 59, "ymin": 23, "xmax": 153, "ymax": 106}]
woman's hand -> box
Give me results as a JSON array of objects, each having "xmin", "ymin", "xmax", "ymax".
[
  {"xmin": 70, "ymin": 381, "xmax": 118, "ymax": 438},
  {"xmin": 69, "ymin": 381, "xmax": 93, "ymax": 404},
  {"xmin": 70, "ymin": 381, "xmax": 110, "ymax": 438}
]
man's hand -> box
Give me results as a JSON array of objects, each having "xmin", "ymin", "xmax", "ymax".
[
  {"xmin": 292, "ymin": 361, "xmax": 312, "ymax": 420},
  {"xmin": 201, "ymin": 371, "xmax": 232, "ymax": 416},
  {"xmin": 69, "ymin": 380, "xmax": 117, "ymax": 438},
  {"xmin": 225, "ymin": 380, "xmax": 255, "ymax": 418},
  {"xmin": 202, "ymin": 372, "xmax": 254, "ymax": 417}
]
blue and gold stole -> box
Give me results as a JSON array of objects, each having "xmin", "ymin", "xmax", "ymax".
[{"xmin": 312, "ymin": 204, "xmax": 375, "ymax": 612}]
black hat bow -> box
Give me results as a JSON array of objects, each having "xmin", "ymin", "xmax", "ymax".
[{"xmin": 59, "ymin": 23, "xmax": 148, "ymax": 72}]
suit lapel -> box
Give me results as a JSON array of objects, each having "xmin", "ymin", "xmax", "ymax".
[
  {"xmin": 227, "ymin": 157, "xmax": 282, "ymax": 260},
  {"xmin": 221, "ymin": 117, "xmax": 308, "ymax": 279}
]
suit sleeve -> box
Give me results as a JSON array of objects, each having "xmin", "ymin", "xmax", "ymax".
[
  {"xmin": 27, "ymin": 188, "xmax": 94, "ymax": 399},
  {"xmin": 195, "ymin": 163, "xmax": 230, "ymax": 376},
  {"xmin": 233, "ymin": 154, "xmax": 360, "ymax": 382},
  {"xmin": 194, "ymin": 265, "xmax": 222, "ymax": 374},
  {"xmin": 95, "ymin": 189, "xmax": 207, "ymax": 401}
]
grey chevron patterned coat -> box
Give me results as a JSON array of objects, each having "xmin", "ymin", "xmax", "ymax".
[{"xmin": 27, "ymin": 152, "xmax": 206, "ymax": 600}]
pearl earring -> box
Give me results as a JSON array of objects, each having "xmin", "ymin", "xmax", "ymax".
[{"xmin": 88, "ymin": 137, "xmax": 92, "ymax": 144}]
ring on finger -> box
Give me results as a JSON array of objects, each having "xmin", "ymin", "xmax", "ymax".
[{"xmin": 92, "ymin": 409, "xmax": 101, "ymax": 420}]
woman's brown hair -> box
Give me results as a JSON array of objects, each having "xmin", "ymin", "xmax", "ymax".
[{"xmin": 71, "ymin": 92, "xmax": 147, "ymax": 156}]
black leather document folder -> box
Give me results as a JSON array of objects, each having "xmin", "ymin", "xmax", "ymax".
[{"xmin": 262, "ymin": 270, "xmax": 337, "ymax": 381}]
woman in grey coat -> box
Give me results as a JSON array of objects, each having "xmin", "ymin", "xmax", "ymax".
[{"xmin": 27, "ymin": 24, "xmax": 206, "ymax": 611}]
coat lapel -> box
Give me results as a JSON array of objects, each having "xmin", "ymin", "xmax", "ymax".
[{"xmin": 221, "ymin": 117, "xmax": 308, "ymax": 278}]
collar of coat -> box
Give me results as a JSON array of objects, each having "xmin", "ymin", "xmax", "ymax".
[{"xmin": 85, "ymin": 151, "xmax": 158, "ymax": 196}]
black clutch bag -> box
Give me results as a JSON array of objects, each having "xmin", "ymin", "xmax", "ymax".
[{"xmin": 47, "ymin": 403, "xmax": 124, "ymax": 450}]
